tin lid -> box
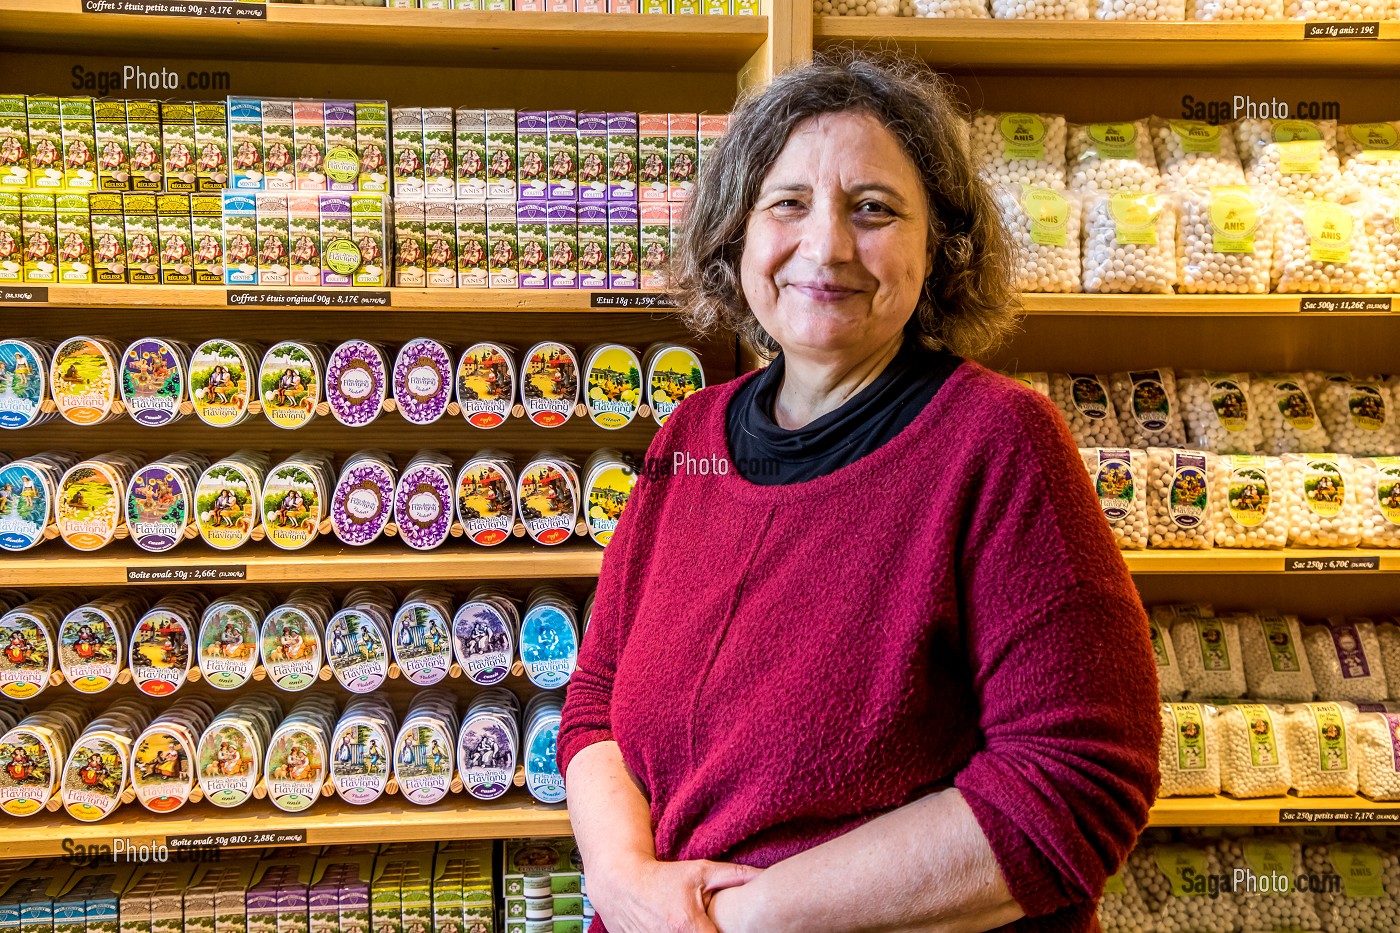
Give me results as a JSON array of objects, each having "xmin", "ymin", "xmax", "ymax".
[
  {"xmin": 131, "ymin": 721, "xmax": 199, "ymax": 813},
  {"xmin": 584, "ymin": 455, "xmax": 636, "ymax": 548},
  {"xmin": 196, "ymin": 458, "xmax": 264, "ymax": 551},
  {"xmin": 0, "ymin": 338, "xmax": 53, "ymax": 429},
  {"xmin": 393, "ymin": 338, "xmax": 452, "ymax": 426},
  {"xmin": 393, "ymin": 718, "xmax": 454, "ymax": 806},
  {"xmin": 521, "ymin": 341, "xmax": 579, "ymax": 429},
  {"xmin": 516, "ymin": 456, "xmax": 579, "ymax": 546},
  {"xmin": 129, "ymin": 606, "xmax": 193, "ymax": 697},
  {"xmin": 189, "ymin": 339, "xmax": 256, "ymax": 428},
  {"xmin": 121, "ymin": 337, "xmax": 188, "ymax": 428},
  {"xmin": 0, "ymin": 459, "xmax": 56, "ymax": 552},
  {"xmin": 262, "ymin": 458, "xmax": 327, "ymax": 552},
  {"xmin": 50, "ymin": 336, "xmax": 120, "ymax": 426},
  {"xmin": 0, "ymin": 725, "xmax": 62, "ymax": 817},
  {"xmin": 456, "ymin": 342, "xmax": 516, "ymax": 430},
  {"xmin": 327, "ymin": 340, "xmax": 387, "ymax": 428},
  {"xmin": 63, "ymin": 732, "xmax": 134, "ymax": 822},
  {"xmin": 58, "ymin": 456, "xmax": 135, "ymax": 551},
  {"xmin": 325, "ymin": 607, "xmax": 389, "ymax": 694},
  {"xmin": 264, "ymin": 722, "xmax": 327, "ymax": 813},
  {"xmin": 452, "ymin": 599, "xmax": 515, "ymax": 688},
  {"xmin": 126, "ymin": 459, "xmax": 200, "ymax": 554},
  {"xmin": 645, "ymin": 345, "xmax": 704, "ymax": 426},
  {"xmin": 196, "ymin": 598, "xmax": 262, "ymax": 690},
  {"xmin": 259, "ymin": 341, "xmax": 324, "ymax": 431},
  {"xmin": 329, "ymin": 712, "xmax": 392, "ymax": 807},
  {"xmin": 457, "ymin": 712, "xmax": 517, "ymax": 802},
  {"xmin": 0, "ymin": 606, "xmax": 57, "ymax": 700},
  {"xmin": 519, "ymin": 603, "xmax": 579, "ymax": 691},
  {"xmin": 392, "ymin": 599, "xmax": 452, "ymax": 688},
  {"xmin": 331, "ymin": 455, "xmax": 396, "ymax": 546},
  {"xmin": 196, "ymin": 719, "xmax": 261, "ymax": 808},
  {"xmin": 260, "ymin": 605, "xmax": 324, "ymax": 693},
  {"xmin": 584, "ymin": 344, "xmax": 641, "ymax": 430},
  {"xmin": 394, "ymin": 460, "xmax": 453, "ymax": 552},
  {"xmin": 455, "ymin": 456, "xmax": 516, "ymax": 547}
]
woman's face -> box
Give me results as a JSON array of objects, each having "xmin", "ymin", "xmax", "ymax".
[{"xmin": 741, "ymin": 110, "xmax": 931, "ymax": 364}]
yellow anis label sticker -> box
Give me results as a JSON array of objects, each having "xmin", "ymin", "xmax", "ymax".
[
  {"xmin": 1109, "ymin": 191, "xmax": 1163, "ymax": 246},
  {"xmin": 998, "ymin": 113, "xmax": 1046, "ymax": 161},
  {"xmin": 1209, "ymin": 187, "xmax": 1259, "ymax": 254},
  {"xmin": 1021, "ymin": 186, "xmax": 1069, "ymax": 247},
  {"xmin": 1303, "ymin": 201, "xmax": 1353, "ymax": 264},
  {"xmin": 1088, "ymin": 122, "xmax": 1138, "ymax": 160}
]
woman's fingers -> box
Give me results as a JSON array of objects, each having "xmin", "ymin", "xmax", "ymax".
[{"xmin": 697, "ymin": 860, "xmax": 764, "ymax": 894}]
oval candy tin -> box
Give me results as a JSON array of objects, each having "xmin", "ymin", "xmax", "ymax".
[
  {"xmin": 62, "ymin": 733, "xmax": 130, "ymax": 822},
  {"xmin": 326, "ymin": 340, "xmax": 387, "ymax": 428},
  {"xmin": 58, "ymin": 605, "xmax": 126, "ymax": 692},
  {"xmin": 330, "ymin": 713, "xmax": 392, "ymax": 806},
  {"xmin": 394, "ymin": 338, "xmax": 452, "ymax": 425},
  {"xmin": 0, "ymin": 726, "xmax": 61, "ymax": 816},
  {"xmin": 646, "ymin": 344, "xmax": 704, "ymax": 426},
  {"xmin": 456, "ymin": 342, "xmax": 515, "ymax": 429},
  {"xmin": 524, "ymin": 709, "xmax": 565, "ymax": 804},
  {"xmin": 50, "ymin": 336, "xmax": 119, "ymax": 425},
  {"xmin": 125, "ymin": 461, "xmax": 195, "ymax": 553},
  {"xmin": 394, "ymin": 457, "xmax": 453, "ymax": 552},
  {"xmin": 195, "ymin": 456, "xmax": 264, "ymax": 551},
  {"xmin": 521, "ymin": 342, "xmax": 578, "ymax": 428},
  {"xmin": 129, "ymin": 607, "xmax": 194, "ymax": 697},
  {"xmin": 584, "ymin": 452, "xmax": 635, "ymax": 548},
  {"xmin": 393, "ymin": 719, "xmax": 454, "ymax": 806},
  {"xmin": 455, "ymin": 456, "xmax": 515, "ymax": 547},
  {"xmin": 0, "ymin": 338, "xmax": 51, "ymax": 429},
  {"xmin": 0, "ymin": 607, "xmax": 57, "ymax": 699},
  {"xmin": 259, "ymin": 341, "xmax": 322, "ymax": 431},
  {"xmin": 392, "ymin": 596, "xmax": 453, "ymax": 687},
  {"xmin": 516, "ymin": 456, "xmax": 578, "ymax": 546},
  {"xmin": 519, "ymin": 603, "xmax": 578, "ymax": 690},
  {"xmin": 331, "ymin": 453, "xmax": 396, "ymax": 546},
  {"xmin": 197, "ymin": 599, "xmax": 262, "ymax": 690},
  {"xmin": 457, "ymin": 712, "xmax": 516, "ymax": 801},
  {"xmin": 0, "ymin": 459, "xmax": 54, "ymax": 552},
  {"xmin": 453, "ymin": 599, "xmax": 514, "ymax": 687},
  {"xmin": 196, "ymin": 720, "xmax": 260, "ymax": 808},
  {"xmin": 131, "ymin": 722, "xmax": 199, "ymax": 813},
  {"xmin": 189, "ymin": 339, "xmax": 256, "ymax": 427},
  {"xmin": 262, "ymin": 460, "xmax": 324, "ymax": 551},
  {"xmin": 260, "ymin": 605, "xmax": 323, "ymax": 692},
  {"xmin": 58, "ymin": 457, "xmax": 132, "ymax": 551},
  {"xmin": 264, "ymin": 724, "xmax": 326, "ymax": 813},
  {"xmin": 120, "ymin": 337, "xmax": 187, "ymax": 427},
  {"xmin": 325, "ymin": 608, "xmax": 390, "ymax": 694},
  {"xmin": 584, "ymin": 344, "xmax": 641, "ymax": 430}
]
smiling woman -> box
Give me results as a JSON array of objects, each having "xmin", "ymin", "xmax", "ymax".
[{"xmin": 559, "ymin": 53, "xmax": 1162, "ymax": 933}]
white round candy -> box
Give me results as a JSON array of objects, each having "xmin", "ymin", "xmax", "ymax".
[
  {"xmin": 1082, "ymin": 191, "xmax": 1177, "ymax": 294},
  {"xmin": 1361, "ymin": 189, "xmax": 1400, "ymax": 293},
  {"xmin": 1111, "ymin": 369, "xmax": 1189, "ymax": 449},
  {"xmin": 1174, "ymin": 186, "xmax": 1274, "ymax": 294},
  {"xmin": 1238, "ymin": 611, "xmax": 1316, "ymax": 699},
  {"xmin": 1377, "ymin": 619, "xmax": 1400, "ymax": 693},
  {"xmin": 1180, "ymin": 372, "xmax": 1265, "ymax": 453},
  {"xmin": 1130, "ymin": 842, "xmax": 1241, "ymax": 931},
  {"xmin": 1094, "ymin": 862, "xmax": 1155, "ymax": 933},
  {"xmin": 1313, "ymin": 374, "xmax": 1399, "ymax": 456},
  {"xmin": 1189, "ymin": 0, "xmax": 1283, "ymax": 18},
  {"xmin": 1339, "ymin": 122, "xmax": 1400, "ymax": 194},
  {"xmin": 1150, "ymin": 117, "xmax": 1247, "ymax": 190},
  {"xmin": 1355, "ymin": 711, "xmax": 1400, "ymax": 801},
  {"xmin": 1148, "ymin": 611, "xmax": 1187, "ymax": 699},
  {"xmin": 913, "ymin": 0, "xmax": 989, "ymax": 13},
  {"xmin": 1303, "ymin": 618, "xmax": 1388, "ymax": 702},
  {"xmin": 992, "ymin": 185, "xmax": 1082, "ymax": 293},
  {"xmin": 1235, "ymin": 119, "xmax": 1346, "ymax": 202},
  {"xmin": 990, "ymin": 0, "xmax": 1089, "ymax": 15}
]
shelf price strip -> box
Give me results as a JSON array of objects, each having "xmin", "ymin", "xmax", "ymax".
[
  {"xmin": 1279, "ymin": 808, "xmax": 1400, "ymax": 823},
  {"xmin": 1299, "ymin": 297, "xmax": 1392, "ymax": 313},
  {"xmin": 166, "ymin": 829, "xmax": 308, "ymax": 850},
  {"xmin": 226, "ymin": 290, "xmax": 392, "ymax": 308},
  {"xmin": 1283, "ymin": 555, "xmax": 1380, "ymax": 572},
  {"xmin": 0, "ymin": 287, "xmax": 48, "ymax": 304},
  {"xmin": 126, "ymin": 565, "xmax": 248, "ymax": 584},
  {"xmin": 1302, "ymin": 22, "xmax": 1380, "ymax": 38},
  {"xmin": 80, "ymin": 0, "xmax": 268, "ymax": 19}
]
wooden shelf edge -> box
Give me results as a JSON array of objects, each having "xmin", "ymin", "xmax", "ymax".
[
  {"xmin": 1122, "ymin": 548, "xmax": 1399, "ymax": 574},
  {"xmin": 0, "ymin": 2, "xmax": 768, "ymax": 71},
  {"xmin": 2, "ymin": 542, "xmax": 605, "ymax": 587},
  {"xmin": 3, "ymin": 795, "xmax": 570, "ymax": 858},
  {"xmin": 1150, "ymin": 794, "xmax": 1400, "ymax": 826},
  {"xmin": 1020, "ymin": 294, "xmax": 1400, "ymax": 316},
  {"xmin": 0, "ymin": 285, "xmax": 679, "ymax": 315}
]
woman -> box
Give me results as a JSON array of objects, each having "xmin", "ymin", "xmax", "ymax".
[{"xmin": 559, "ymin": 55, "xmax": 1161, "ymax": 933}]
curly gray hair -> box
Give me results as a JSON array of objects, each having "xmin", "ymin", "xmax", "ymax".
[{"xmin": 669, "ymin": 51, "xmax": 1020, "ymax": 362}]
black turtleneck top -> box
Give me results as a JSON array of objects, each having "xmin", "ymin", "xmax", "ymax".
[{"xmin": 724, "ymin": 338, "xmax": 963, "ymax": 486}]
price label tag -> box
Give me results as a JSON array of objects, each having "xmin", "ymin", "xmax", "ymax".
[
  {"xmin": 226, "ymin": 289, "xmax": 391, "ymax": 308},
  {"xmin": 166, "ymin": 829, "xmax": 307, "ymax": 849},
  {"xmin": 1284, "ymin": 555, "xmax": 1380, "ymax": 572},
  {"xmin": 126, "ymin": 564, "xmax": 247, "ymax": 584},
  {"xmin": 81, "ymin": 0, "xmax": 268, "ymax": 19},
  {"xmin": 1302, "ymin": 21, "xmax": 1379, "ymax": 38},
  {"xmin": 1280, "ymin": 808, "xmax": 1400, "ymax": 823},
  {"xmin": 0, "ymin": 287, "xmax": 48, "ymax": 304},
  {"xmin": 1300, "ymin": 297, "xmax": 1392, "ymax": 313},
  {"xmin": 589, "ymin": 292, "xmax": 678, "ymax": 310}
]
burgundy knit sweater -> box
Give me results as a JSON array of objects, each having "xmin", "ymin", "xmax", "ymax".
[{"xmin": 558, "ymin": 361, "xmax": 1162, "ymax": 933}]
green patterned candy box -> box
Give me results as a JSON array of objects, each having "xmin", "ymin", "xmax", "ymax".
[{"xmin": 60, "ymin": 97, "xmax": 97, "ymax": 190}]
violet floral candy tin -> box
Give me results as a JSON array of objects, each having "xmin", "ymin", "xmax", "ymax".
[
  {"xmin": 393, "ymin": 338, "xmax": 452, "ymax": 425},
  {"xmin": 393, "ymin": 455, "xmax": 453, "ymax": 551},
  {"xmin": 326, "ymin": 340, "xmax": 387, "ymax": 428},
  {"xmin": 120, "ymin": 337, "xmax": 188, "ymax": 427},
  {"xmin": 331, "ymin": 452, "xmax": 396, "ymax": 546}
]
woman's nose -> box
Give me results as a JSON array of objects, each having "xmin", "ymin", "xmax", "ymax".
[{"xmin": 799, "ymin": 202, "xmax": 857, "ymax": 266}]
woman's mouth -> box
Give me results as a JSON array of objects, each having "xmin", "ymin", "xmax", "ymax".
[{"xmin": 790, "ymin": 282, "xmax": 860, "ymax": 302}]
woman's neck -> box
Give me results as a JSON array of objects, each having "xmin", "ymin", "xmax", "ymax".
[{"xmin": 771, "ymin": 333, "xmax": 905, "ymax": 430}]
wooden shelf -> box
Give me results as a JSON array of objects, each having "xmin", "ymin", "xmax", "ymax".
[
  {"xmin": 2, "ymin": 793, "xmax": 568, "ymax": 858},
  {"xmin": 2, "ymin": 539, "xmax": 604, "ymax": 587},
  {"xmin": 0, "ymin": 2, "xmax": 768, "ymax": 72},
  {"xmin": 813, "ymin": 18, "xmax": 1400, "ymax": 73},
  {"xmin": 1151, "ymin": 794, "xmax": 1400, "ymax": 826},
  {"xmin": 0, "ymin": 285, "xmax": 678, "ymax": 315},
  {"xmin": 1021, "ymin": 294, "xmax": 1399, "ymax": 316},
  {"xmin": 1122, "ymin": 549, "xmax": 1400, "ymax": 574}
]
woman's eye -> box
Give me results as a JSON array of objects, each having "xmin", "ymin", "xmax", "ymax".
[{"xmin": 857, "ymin": 201, "xmax": 892, "ymax": 215}]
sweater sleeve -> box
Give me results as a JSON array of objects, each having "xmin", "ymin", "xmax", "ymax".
[
  {"xmin": 951, "ymin": 386, "xmax": 1162, "ymax": 919},
  {"xmin": 557, "ymin": 397, "xmax": 685, "ymax": 783}
]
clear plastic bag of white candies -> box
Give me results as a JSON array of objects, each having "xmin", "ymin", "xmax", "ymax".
[
  {"xmin": 1250, "ymin": 373, "xmax": 1331, "ymax": 454},
  {"xmin": 1066, "ymin": 121, "xmax": 1161, "ymax": 192},
  {"xmin": 1161, "ymin": 604, "xmax": 1246, "ymax": 697},
  {"xmin": 1354, "ymin": 710, "xmax": 1400, "ymax": 800},
  {"xmin": 1147, "ymin": 612, "xmax": 1187, "ymax": 700},
  {"xmin": 1339, "ymin": 121, "xmax": 1400, "ymax": 194},
  {"xmin": 1001, "ymin": 370, "xmax": 1049, "ymax": 397},
  {"xmin": 1235, "ymin": 118, "xmax": 1347, "ymax": 202},
  {"xmin": 1150, "ymin": 117, "xmax": 1247, "ymax": 191},
  {"xmin": 812, "ymin": 0, "xmax": 917, "ymax": 15},
  {"xmin": 1130, "ymin": 838, "xmax": 1241, "ymax": 933},
  {"xmin": 1111, "ymin": 369, "xmax": 1188, "ymax": 449},
  {"xmin": 1378, "ymin": 619, "xmax": 1400, "ymax": 694},
  {"xmin": 1215, "ymin": 703, "xmax": 1292, "ymax": 798},
  {"xmin": 1217, "ymin": 834, "xmax": 1322, "ymax": 933},
  {"xmin": 1094, "ymin": 0, "xmax": 1184, "ymax": 21},
  {"xmin": 1239, "ymin": 611, "xmax": 1316, "ymax": 700},
  {"xmin": 1312, "ymin": 373, "xmax": 1400, "ymax": 457},
  {"xmin": 1303, "ymin": 617, "xmax": 1389, "ymax": 703},
  {"xmin": 1054, "ymin": 374, "xmax": 1124, "ymax": 446},
  {"xmin": 912, "ymin": 0, "xmax": 990, "ymax": 15},
  {"xmin": 1211, "ymin": 455, "xmax": 1289, "ymax": 549},
  {"xmin": 1146, "ymin": 448, "xmax": 1217, "ymax": 550},
  {"xmin": 1158, "ymin": 702, "xmax": 1220, "ymax": 796},
  {"xmin": 970, "ymin": 113, "xmax": 1067, "ymax": 188},
  {"xmin": 1283, "ymin": 453, "xmax": 1361, "ymax": 547},
  {"xmin": 989, "ymin": 0, "xmax": 1089, "ymax": 16},
  {"xmin": 1174, "ymin": 186, "xmax": 1274, "ymax": 295},
  {"xmin": 1180, "ymin": 372, "xmax": 1264, "ymax": 454},
  {"xmin": 1305, "ymin": 839, "xmax": 1400, "ymax": 933},
  {"xmin": 1286, "ymin": 0, "xmax": 1395, "ymax": 20},
  {"xmin": 1272, "ymin": 197, "xmax": 1376, "ymax": 294},
  {"xmin": 1284, "ymin": 701, "xmax": 1358, "ymax": 796},
  {"xmin": 1081, "ymin": 190, "xmax": 1177, "ymax": 294},
  {"xmin": 1360, "ymin": 188, "xmax": 1400, "ymax": 293},
  {"xmin": 1357, "ymin": 458, "xmax": 1400, "ymax": 548},
  {"xmin": 1094, "ymin": 862, "xmax": 1155, "ymax": 933},
  {"xmin": 992, "ymin": 185, "xmax": 1082, "ymax": 294},
  {"xmin": 1188, "ymin": 0, "xmax": 1283, "ymax": 19},
  {"xmin": 1080, "ymin": 448, "xmax": 1148, "ymax": 550}
]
